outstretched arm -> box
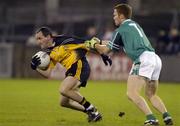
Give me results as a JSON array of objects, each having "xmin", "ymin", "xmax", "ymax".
[
  {"xmin": 85, "ymin": 37, "xmax": 111, "ymax": 54},
  {"xmin": 95, "ymin": 42, "xmax": 111, "ymax": 55},
  {"xmin": 85, "ymin": 37, "xmax": 112, "ymax": 66}
]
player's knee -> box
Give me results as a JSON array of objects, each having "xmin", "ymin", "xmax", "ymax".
[
  {"xmin": 60, "ymin": 100, "xmax": 68, "ymax": 107},
  {"xmin": 60, "ymin": 97, "xmax": 70, "ymax": 107},
  {"xmin": 60, "ymin": 87, "xmax": 68, "ymax": 96},
  {"xmin": 127, "ymin": 91, "xmax": 141, "ymax": 102},
  {"xmin": 127, "ymin": 92, "xmax": 135, "ymax": 101}
]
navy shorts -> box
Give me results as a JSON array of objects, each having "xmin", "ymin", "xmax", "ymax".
[{"xmin": 65, "ymin": 57, "xmax": 90, "ymax": 87}]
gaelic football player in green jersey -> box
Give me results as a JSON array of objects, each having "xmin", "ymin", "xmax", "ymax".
[{"xmin": 85, "ymin": 4, "xmax": 173, "ymax": 126}]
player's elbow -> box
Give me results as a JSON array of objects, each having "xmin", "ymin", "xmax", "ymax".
[
  {"xmin": 41, "ymin": 72, "xmax": 51, "ymax": 78},
  {"xmin": 60, "ymin": 87, "xmax": 68, "ymax": 97},
  {"xmin": 36, "ymin": 68, "xmax": 52, "ymax": 78}
]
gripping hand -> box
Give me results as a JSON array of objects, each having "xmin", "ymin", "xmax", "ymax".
[
  {"xmin": 31, "ymin": 55, "xmax": 41, "ymax": 70},
  {"xmin": 101, "ymin": 54, "xmax": 112, "ymax": 66},
  {"xmin": 85, "ymin": 37, "xmax": 101, "ymax": 49}
]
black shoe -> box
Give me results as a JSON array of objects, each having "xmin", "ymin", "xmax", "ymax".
[
  {"xmin": 86, "ymin": 106, "xmax": 102, "ymax": 122},
  {"xmin": 144, "ymin": 119, "xmax": 159, "ymax": 126},
  {"xmin": 164, "ymin": 116, "xmax": 173, "ymax": 125}
]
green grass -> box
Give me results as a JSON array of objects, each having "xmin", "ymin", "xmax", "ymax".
[{"xmin": 0, "ymin": 79, "xmax": 180, "ymax": 126}]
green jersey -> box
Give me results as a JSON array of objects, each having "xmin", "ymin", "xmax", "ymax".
[{"xmin": 108, "ymin": 19, "xmax": 154, "ymax": 61}]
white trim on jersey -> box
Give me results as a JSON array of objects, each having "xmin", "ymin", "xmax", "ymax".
[
  {"xmin": 108, "ymin": 41, "xmax": 120, "ymax": 50},
  {"xmin": 109, "ymin": 32, "xmax": 120, "ymax": 50}
]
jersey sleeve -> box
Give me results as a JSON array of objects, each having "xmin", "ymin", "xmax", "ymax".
[
  {"xmin": 64, "ymin": 44, "xmax": 88, "ymax": 51},
  {"xmin": 107, "ymin": 30, "xmax": 122, "ymax": 52}
]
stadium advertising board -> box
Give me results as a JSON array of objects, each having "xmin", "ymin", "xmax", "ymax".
[{"xmin": 51, "ymin": 54, "xmax": 132, "ymax": 80}]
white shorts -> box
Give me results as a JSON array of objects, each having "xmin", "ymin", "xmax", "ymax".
[{"xmin": 130, "ymin": 51, "xmax": 162, "ymax": 80}]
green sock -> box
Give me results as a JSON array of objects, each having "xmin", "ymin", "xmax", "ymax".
[
  {"xmin": 163, "ymin": 112, "xmax": 171, "ymax": 118},
  {"xmin": 146, "ymin": 114, "xmax": 156, "ymax": 120}
]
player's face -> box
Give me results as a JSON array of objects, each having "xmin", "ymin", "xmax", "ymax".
[
  {"xmin": 113, "ymin": 9, "xmax": 122, "ymax": 26},
  {"xmin": 35, "ymin": 31, "xmax": 52, "ymax": 49}
]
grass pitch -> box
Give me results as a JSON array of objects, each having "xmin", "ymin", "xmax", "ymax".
[{"xmin": 0, "ymin": 79, "xmax": 179, "ymax": 126}]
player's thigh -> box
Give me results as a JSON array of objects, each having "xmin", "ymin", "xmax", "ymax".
[
  {"xmin": 60, "ymin": 76, "xmax": 81, "ymax": 92},
  {"xmin": 127, "ymin": 75, "xmax": 146, "ymax": 94},
  {"xmin": 145, "ymin": 80, "xmax": 158, "ymax": 97},
  {"xmin": 65, "ymin": 58, "xmax": 90, "ymax": 88}
]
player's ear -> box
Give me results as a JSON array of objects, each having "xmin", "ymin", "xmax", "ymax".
[
  {"xmin": 46, "ymin": 34, "xmax": 51, "ymax": 39},
  {"xmin": 119, "ymin": 14, "xmax": 124, "ymax": 19},
  {"xmin": 46, "ymin": 35, "xmax": 52, "ymax": 41}
]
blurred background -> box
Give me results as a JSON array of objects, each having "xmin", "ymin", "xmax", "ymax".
[{"xmin": 0, "ymin": 0, "xmax": 180, "ymax": 82}]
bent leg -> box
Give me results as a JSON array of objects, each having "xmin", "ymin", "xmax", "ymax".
[
  {"xmin": 59, "ymin": 76, "xmax": 102, "ymax": 122},
  {"xmin": 145, "ymin": 80, "xmax": 167, "ymax": 113},
  {"xmin": 60, "ymin": 76, "xmax": 84, "ymax": 103},
  {"xmin": 60, "ymin": 95, "xmax": 85, "ymax": 112},
  {"xmin": 145, "ymin": 80, "xmax": 173, "ymax": 125},
  {"xmin": 127, "ymin": 75, "xmax": 152, "ymax": 115}
]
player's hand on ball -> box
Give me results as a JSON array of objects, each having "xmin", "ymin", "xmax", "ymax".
[
  {"xmin": 31, "ymin": 55, "xmax": 41, "ymax": 70},
  {"xmin": 31, "ymin": 51, "xmax": 50, "ymax": 70},
  {"xmin": 100, "ymin": 54, "xmax": 112, "ymax": 66},
  {"xmin": 85, "ymin": 37, "xmax": 101, "ymax": 49}
]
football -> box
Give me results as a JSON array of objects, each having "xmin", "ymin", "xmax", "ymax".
[{"xmin": 33, "ymin": 51, "xmax": 50, "ymax": 69}]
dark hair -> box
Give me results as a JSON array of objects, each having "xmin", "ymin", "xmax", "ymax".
[
  {"xmin": 114, "ymin": 4, "xmax": 132, "ymax": 19},
  {"xmin": 35, "ymin": 27, "xmax": 53, "ymax": 37}
]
